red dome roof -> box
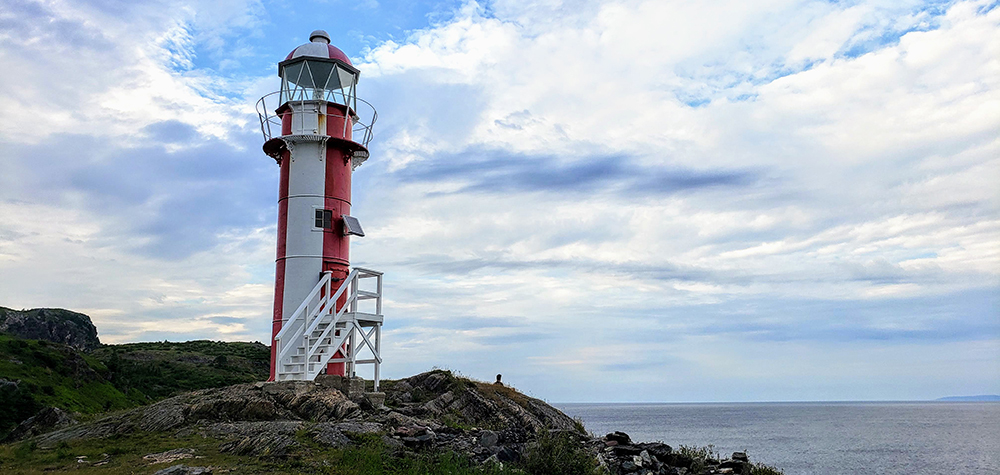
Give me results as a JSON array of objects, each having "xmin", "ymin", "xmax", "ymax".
[{"xmin": 285, "ymin": 30, "xmax": 352, "ymax": 65}]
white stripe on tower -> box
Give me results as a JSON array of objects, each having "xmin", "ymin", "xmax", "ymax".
[{"xmin": 280, "ymin": 139, "xmax": 328, "ymax": 342}]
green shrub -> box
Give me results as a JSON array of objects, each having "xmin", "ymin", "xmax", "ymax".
[
  {"xmin": 0, "ymin": 380, "xmax": 41, "ymax": 439},
  {"xmin": 521, "ymin": 430, "xmax": 603, "ymax": 475},
  {"xmin": 11, "ymin": 440, "xmax": 37, "ymax": 460},
  {"xmin": 749, "ymin": 462, "xmax": 786, "ymax": 475}
]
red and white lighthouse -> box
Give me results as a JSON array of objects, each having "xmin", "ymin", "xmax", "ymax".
[{"xmin": 257, "ymin": 30, "xmax": 383, "ymax": 386}]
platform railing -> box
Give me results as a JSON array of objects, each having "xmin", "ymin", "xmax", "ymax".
[{"xmin": 255, "ymin": 91, "xmax": 377, "ymax": 148}]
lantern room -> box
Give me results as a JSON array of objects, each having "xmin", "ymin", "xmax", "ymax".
[{"xmin": 278, "ymin": 30, "xmax": 360, "ymax": 111}]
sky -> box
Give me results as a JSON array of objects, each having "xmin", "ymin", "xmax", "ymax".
[{"xmin": 0, "ymin": 0, "xmax": 997, "ymax": 403}]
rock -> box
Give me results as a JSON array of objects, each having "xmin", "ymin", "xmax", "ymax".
[
  {"xmin": 638, "ymin": 442, "xmax": 673, "ymax": 461},
  {"xmin": 621, "ymin": 459, "xmax": 638, "ymax": 471},
  {"xmin": 332, "ymin": 421, "xmax": 383, "ymax": 435},
  {"xmin": 315, "ymin": 375, "xmax": 367, "ymax": 400},
  {"xmin": 395, "ymin": 425, "xmax": 428, "ymax": 437},
  {"xmin": 362, "ymin": 392, "xmax": 386, "ymax": 410},
  {"xmin": 219, "ymin": 434, "xmax": 296, "ymax": 456},
  {"xmin": 401, "ymin": 430, "xmax": 436, "ymax": 448},
  {"xmin": 312, "ymin": 425, "xmax": 351, "ymax": 447},
  {"xmin": 606, "ymin": 431, "xmax": 632, "ymax": 446},
  {"xmin": 613, "ymin": 445, "xmax": 643, "ymax": 457},
  {"xmin": 720, "ymin": 460, "xmax": 748, "ymax": 474},
  {"xmin": 143, "ymin": 448, "xmax": 196, "ymax": 465},
  {"xmin": 732, "ymin": 451, "xmax": 749, "ymax": 462},
  {"xmin": 482, "ymin": 454, "xmax": 503, "ymax": 469},
  {"xmin": 138, "ymin": 401, "xmax": 187, "ymax": 432},
  {"xmin": 639, "ymin": 449, "xmax": 654, "ymax": 467},
  {"xmin": 153, "ymin": 465, "xmax": 211, "ymax": 475},
  {"xmin": 382, "ymin": 435, "xmax": 405, "ymax": 451},
  {"xmin": 479, "ymin": 430, "xmax": 499, "ymax": 447},
  {"xmin": 3, "ymin": 406, "xmax": 77, "ymax": 442},
  {"xmin": 36, "ymin": 381, "xmax": 366, "ymax": 446},
  {"xmin": 0, "ymin": 307, "xmax": 101, "ymax": 350},
  {"xmin": 496, "ymin": 444, "xmax": 522, "ymax": 463},
  {"xmin": 202, "ymin": 421, "xmax": 303, "ymax": 440},
  {"xmin": 423, "ymin": 372, "xmax": 449, "ymax": 392},
  {"xmin": 422, "ymin": 391, "xmax": 455, "ymax": 415}
]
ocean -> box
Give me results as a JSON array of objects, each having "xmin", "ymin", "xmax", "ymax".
[{"xmin": 555, "ymin": 402, "xmax": 1000, "ymax": 475}]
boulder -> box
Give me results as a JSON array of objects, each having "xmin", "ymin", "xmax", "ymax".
[{"xmin": 606, "ymin": 431, "xmax": 632, "ymax": 446}]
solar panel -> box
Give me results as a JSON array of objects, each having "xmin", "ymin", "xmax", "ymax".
[{"xmin": 342, "ymin": 215, "xmax": 365, "ymax": 237}]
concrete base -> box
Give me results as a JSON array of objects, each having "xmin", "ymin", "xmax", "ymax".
[{"xmin": 315, "ymin": 375, "xmax": 367, "ymax": 400}]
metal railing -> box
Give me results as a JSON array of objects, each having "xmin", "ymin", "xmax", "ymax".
[
  {"xmin": 255, "ymin": 91, "xmax": 377, "ymax": 148},
  {"xmin": 273, "ymin": 267, "xmax": 384, "ymax": 389}
]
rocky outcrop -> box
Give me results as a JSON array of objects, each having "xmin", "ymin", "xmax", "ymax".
[
  {"xmin": 33, "ymin": 380, "xmax": 362, "ymax": 447},
  {"xmin": 29, "ymin": 370, "xmax": 585, "ymax": 466},
  {"xmin": 592, "ymin": 432, "xmax": 756, "ymax": 475},
  {"xmin": 19, "ymin": 370, "xmax": 772, "ymax": 474},
  {"xmin": 2, "ymin": 406, "xmax": 77, "ymax": 442},
  {"xmin": 385, "ymin": 370, "xmax": 581, "ymax": 443},
  {"xmin": 0, "ymin": 307, "xmax": 101, "ymax": 351}
]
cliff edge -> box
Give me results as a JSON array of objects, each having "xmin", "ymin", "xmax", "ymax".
[{"xmin": 0, "ymin": 307, "xmax": 100, "ymax": 351}]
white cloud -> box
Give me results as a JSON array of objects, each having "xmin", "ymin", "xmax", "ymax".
[{"xmin": 0, "ymin": 0, "xmax": 996, "ymax": 400}]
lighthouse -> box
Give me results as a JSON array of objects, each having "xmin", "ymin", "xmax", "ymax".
[{"xmin": 256, "ymin": 30, "xmax": 383, "ymax": 387}]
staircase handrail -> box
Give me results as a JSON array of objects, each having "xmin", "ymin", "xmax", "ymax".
[
  {"xmin": 306, "ymin": 276, "xmax": 361, "ymax": 361},
  {"xmin": 274, "ymin": 272, "xmax": 335, "ymax": 366},
  {"xmin": 302, "ymin": 268, "xmax": 360, "ymax": 339},
  {"xmin": 274, "ymin": 271, "xmax": 331, "ymax": 342}
]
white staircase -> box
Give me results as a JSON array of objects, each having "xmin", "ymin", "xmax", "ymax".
[{"xmin": 273, "ymin": 267, "xmax": 383, "ymax": 390}]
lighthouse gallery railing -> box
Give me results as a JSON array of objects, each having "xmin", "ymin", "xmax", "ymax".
[{"xmin": 255, "ymin": 91, "xmax": 378, "ymax": 148}]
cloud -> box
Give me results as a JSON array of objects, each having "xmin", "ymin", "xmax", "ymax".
[
  {"xmin": 0, "ymin": 0, "xmax": 997, "ymax": 402},
  {"xmin": 390, "ymin": 147, "xmax": 762, "ymax": 196}
]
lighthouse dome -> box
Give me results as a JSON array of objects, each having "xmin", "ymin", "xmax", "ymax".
[{"xmin": 285, "ymin": 30, "xmax": 353, "ymax": 65}]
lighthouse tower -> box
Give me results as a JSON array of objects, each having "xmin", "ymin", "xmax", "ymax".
[{"xmin": 256, "ymin": 30, "xmax": 383, "ymax": 387}]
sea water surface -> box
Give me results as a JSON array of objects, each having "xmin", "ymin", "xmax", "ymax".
[{"xmin": 555, "ymin": 402, "xmax": 1000, "ymax": 475}]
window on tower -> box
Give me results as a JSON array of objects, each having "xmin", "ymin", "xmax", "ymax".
[{"xmin": 315, "ymin": 209, "xmax": 334, "ymax": 229}]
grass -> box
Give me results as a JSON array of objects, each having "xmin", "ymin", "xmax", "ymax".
[
  {"xmin": 522, "ymin": 430, "xmax": 603, "ymax": 475},
  {"xmin": 0, "ymin": 334, "xmax": 136, "ymax": 437},
  {"xmin": 748, "ymin": 462, "xmax": 787, "ymax": 475},
  {"xmin": 0, "ymin": 430, "xmax": 523, "ymax": 475}
]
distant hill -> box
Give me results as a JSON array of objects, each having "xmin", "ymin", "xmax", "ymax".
[
  {"xmin": 90, "ymin": 340, "xmax": 270, "ymax": 401},
  {"xmin": 935, "ymin": 395, "xmax": 1000, "ymax": 402},
  {"xmin": 0, "ymin": 306, "xmax": 101, "ymax": 351}
]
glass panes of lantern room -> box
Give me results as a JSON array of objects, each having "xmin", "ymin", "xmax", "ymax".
[{"xmin": 280, "ymin": 59, "xmax": 358, "ymax": 111}]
